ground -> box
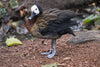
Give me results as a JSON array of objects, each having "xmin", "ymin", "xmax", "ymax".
[{"xmin": 0, "ymin": 34, "xmax": 100, "ymax": 67}]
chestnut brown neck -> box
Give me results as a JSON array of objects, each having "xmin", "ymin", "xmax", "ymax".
[{"xmin": 26, "ymin": 16, "xmax": 38, "ymax": 31}]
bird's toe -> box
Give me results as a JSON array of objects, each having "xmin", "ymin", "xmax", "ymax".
[
  {"xmin": 41, "ymin": 51, "xmax": 52, "ymax": 55},
  {"xmin": 45, "ymin": 51, "xmax": 56, "ymax": 58},
  {"xmin": 45, "ymin": 54, "xmax": 55, "ymax": 58}
]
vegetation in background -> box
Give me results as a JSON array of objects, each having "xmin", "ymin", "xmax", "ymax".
[{"xmin": 82, "ymin": 6, "xmax": 100, "ymax": 30}]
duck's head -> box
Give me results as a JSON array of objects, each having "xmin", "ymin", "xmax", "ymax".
[{"xmin": 28, "ymin": 4, "xmax": 43, "ymax": 20}]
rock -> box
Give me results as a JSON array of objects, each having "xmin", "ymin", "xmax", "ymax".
[
  {"xmin": 95, "ymin": 19, "xmax": 100, "ymax": 30},
  {"xmin": 0, "ymin": 30, "xmax": 4, "ymax": 41},
  {"xmin": 16, "ymin": 26, "xmax": 28, "ymax": 34},
  {"xmin": 67, "ymin": 30, "xmax": 100, "ymax": 45},
  {"xmin": 11, "ymin": 20, "xmax": 28, "ymax": 34}
]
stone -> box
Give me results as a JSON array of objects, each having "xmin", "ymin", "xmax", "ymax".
[{"xmin": 67, "ymin": 30, "xmax": 100, "ymax": 45}]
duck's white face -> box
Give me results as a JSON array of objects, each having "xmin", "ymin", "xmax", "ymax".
[{"xmin": 31, "ymin": 5, "xmax": 40, "ymax": 15}]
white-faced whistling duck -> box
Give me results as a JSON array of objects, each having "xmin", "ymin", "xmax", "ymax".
[{"xmin": 26, "ymin": 4, "xmax": 77, "ymax": 58}]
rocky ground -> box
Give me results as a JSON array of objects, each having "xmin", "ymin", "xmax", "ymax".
[{"xmin": 0, "ymin": 32, "xmax": 100, "ymax": 67}]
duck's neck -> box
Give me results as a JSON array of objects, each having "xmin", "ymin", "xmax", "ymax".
[
  {"xmin": 30, "ymin": 16, "xmax": 38, "ymax": 23},
  {"xmin": 26, "ymin": 16, "xmax": 38, "ymax": 31}
]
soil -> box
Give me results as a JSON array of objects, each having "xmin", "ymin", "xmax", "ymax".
[{"xmin": 0, "ymin": 34, "xmax": 100, "ymax": 67}]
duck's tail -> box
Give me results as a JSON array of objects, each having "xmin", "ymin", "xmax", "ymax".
[{"xmin": 58, "ymin": 27, "xmax": 76, "ymax": 36}]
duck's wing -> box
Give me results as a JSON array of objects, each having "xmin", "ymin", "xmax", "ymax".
[
  {"xmin": 40, "ymin": 20, "xmax": 77, "ymax": 36},
  {"xmin": 37, "ymin": 11, "xmax": 77, "ymax": 36},
  {"xmin": 44, "ymin": 9, "xmax": 75, "ymax": 20},
  {"xmin": 36, "ymin": 14, "xmax": 57, "ymax": 29}
]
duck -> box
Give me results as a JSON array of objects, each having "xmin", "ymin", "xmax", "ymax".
[{"xmin": 26, "ymin": 4, "xmax": 77, "ymax": 58}]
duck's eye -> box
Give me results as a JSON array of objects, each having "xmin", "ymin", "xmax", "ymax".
[{"xmin": 35, "ymin": 8, "xmax": 37, "ymax": 10}]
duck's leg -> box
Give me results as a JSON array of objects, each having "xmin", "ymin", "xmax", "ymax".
[
  {"xmin": 46, "ymin": 39, "xmax": 56, "ymax": 58},
  {"xmin": 41, "ymin": 40, "xmax": 53, "ymax": 55}
]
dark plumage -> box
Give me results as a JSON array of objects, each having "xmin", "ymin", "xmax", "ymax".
[{"xmin": 26, "ymin": 4, "xmax": 77, "ymax": 58}]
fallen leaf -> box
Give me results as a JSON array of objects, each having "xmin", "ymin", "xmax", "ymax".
[
  {"xmin": 57, "ymin": 63, "xmax": 66, "ymax": 66},
  {"xmin": 5, "ymin": 37, "xmax": 22, "ymax": 47},
  {"xmin": 63, "ymin": 57, "xmax": 71, "ymax": 60},
  {"xmin": 41, "ymin": 63, "xmax": 57, "ymax": 67}
]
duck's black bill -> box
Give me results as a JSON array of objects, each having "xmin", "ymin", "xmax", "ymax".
[{"xmin": 28, "ymin": 12, "xmax": 35, "ymax": 20}]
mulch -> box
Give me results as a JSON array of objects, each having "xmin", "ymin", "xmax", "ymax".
[{"xmin": 0, "ymin": 34, "xmax": 100, "ymax": 67}]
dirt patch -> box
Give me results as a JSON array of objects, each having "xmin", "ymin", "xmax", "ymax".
[{"xmin": 0, "ymin": 34, "xmax": 100, "ymax": 67}]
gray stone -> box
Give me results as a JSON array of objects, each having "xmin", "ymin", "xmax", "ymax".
[{"xmin": 67, "ymin": 30, "xmax": 100, "ymax": 45}]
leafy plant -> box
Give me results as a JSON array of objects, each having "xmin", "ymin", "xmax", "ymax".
[{"xmin": 83, "ymin": 14, "xmax": 100, "ymax": 25}]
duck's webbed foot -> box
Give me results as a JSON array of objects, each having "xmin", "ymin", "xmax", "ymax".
[
  {"xmin": 41, "ymin": 40, "xmax": 53, "ymax": 55},
  {"xmin": 41, "ymin": 39, "xmax": 56, "ymax": 58},
  {"xmin": 45, "ymin": 50, "xmax": 56, "ymax": 58},
  {"xmin": 41, "ymin": 49, "xmax": 52, "ymax": 55}
]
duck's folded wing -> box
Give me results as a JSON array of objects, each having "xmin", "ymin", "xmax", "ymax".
[
  {"xmin": 44, "ymin": 9, "xmax": 75, "ymax": 20},
  {"xmin": 38, "ymin": 12, "xmax": 77, "ymax": 36},
  {"xmin": 39, "ymin": 19, "xmax": 77, "ymax": 36}
]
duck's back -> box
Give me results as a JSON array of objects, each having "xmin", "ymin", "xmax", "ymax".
[
  {"xmin": 30, "ymin": 9, "xmax": 77, "ymax": 39},
  {"xmin": 44, "ymin": 9, "xmax": 75, "ymax": 19}
]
